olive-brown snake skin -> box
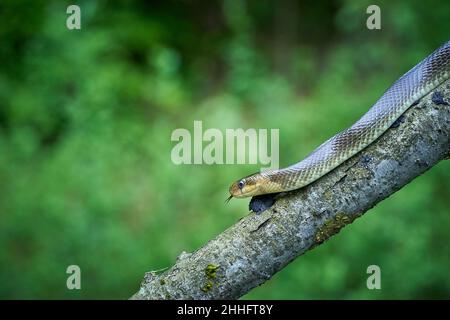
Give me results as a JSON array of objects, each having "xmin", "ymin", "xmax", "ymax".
[{"xmin": 229, "ymin": 40, "xmax": 450, "ymax": 199}]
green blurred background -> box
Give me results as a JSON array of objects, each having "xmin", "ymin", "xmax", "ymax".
[{"xmin": 1, "ymin": 0, "xmax": 449, "ymax": 299}]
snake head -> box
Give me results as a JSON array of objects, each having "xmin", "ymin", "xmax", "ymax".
[{"xmin": 229, "ymin": 175, "xmax": 261, "ymax": 198}]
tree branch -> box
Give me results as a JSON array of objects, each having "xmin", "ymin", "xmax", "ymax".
[{"xmin": 131, "ymin": 79, "xmax": 450, "ymax": 300}]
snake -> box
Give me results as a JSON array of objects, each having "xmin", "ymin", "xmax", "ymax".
[{"xmin": 229, "ymin": 40, "xmax": 450, "ymax": 199}]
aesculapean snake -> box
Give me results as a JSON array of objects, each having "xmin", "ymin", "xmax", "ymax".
[{"xmin": 229, "ymin": 40, "xmax": 450, "ymax": 200}]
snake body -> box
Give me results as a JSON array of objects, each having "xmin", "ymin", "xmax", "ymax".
[{"xmin": 229, "ymin": 40, "xmax": 450, "ymax": 198}]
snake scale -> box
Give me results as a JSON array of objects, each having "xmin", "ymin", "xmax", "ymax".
[{"xmin": 229, "ymin": 40, "xmax": 450, "ymax": 199}]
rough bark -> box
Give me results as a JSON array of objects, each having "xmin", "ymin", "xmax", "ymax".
[{"xmin": 131, "ymin": 79, "xmax": 450, "ymax": 300}]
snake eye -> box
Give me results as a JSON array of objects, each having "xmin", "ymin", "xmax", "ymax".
[{"xmin": 238, "ymin": 180, "xmax": 245, "ymax": 189}]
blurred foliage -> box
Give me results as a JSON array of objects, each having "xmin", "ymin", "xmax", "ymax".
[{"xmin": 0, "ymin": 0, "xmax": 449, "ymax": 299}]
